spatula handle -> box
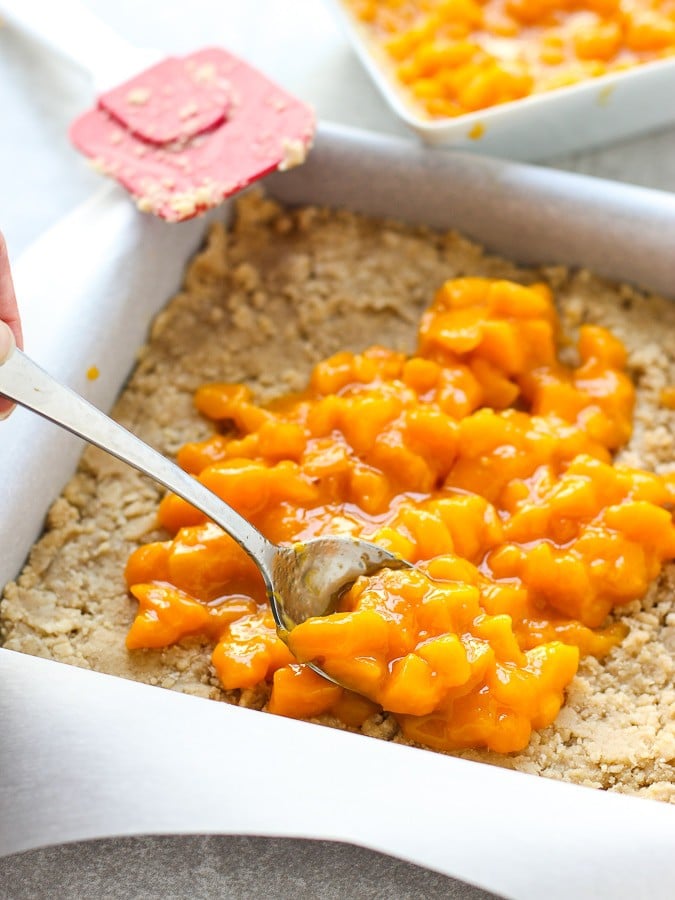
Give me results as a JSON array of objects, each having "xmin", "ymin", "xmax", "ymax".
[{"xmin": 0, "ymin": 0, "xmax": 156, "ymax": 89}]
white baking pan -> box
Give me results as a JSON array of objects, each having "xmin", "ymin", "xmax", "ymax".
[
  {"xmin": 326, "ymin": 0, "xmax": 675, "ymax": 160},
  {"xmin": 1, "ymin": 123, "xmax": 675, "ymax": 899}
]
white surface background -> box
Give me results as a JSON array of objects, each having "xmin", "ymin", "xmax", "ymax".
[{"xmin": 1, "ymin": 1, "xmax": 675, "ymax": 896}]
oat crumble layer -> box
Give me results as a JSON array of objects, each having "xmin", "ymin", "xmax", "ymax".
[{"xmin": 2, "ymin": 192, "xmax": 674, "ymax": 800}]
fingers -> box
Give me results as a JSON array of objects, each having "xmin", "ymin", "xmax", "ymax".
[
  {"xmin": 0, "ymin": 400, "xmax": 17, "ymax": 420},
  {"xmin": 0, "ymin": 231, "xmax": 23, "ymax": 351},
  {"xmin": 0, "ymin": 232, "xmax": 20, "ymax": 419},
  {"xmin": 0, "ymin": 319, "xmax": 13, "ymax": 360},
  {"xmin": 0, "ymin": 322, "xmax": 16, "ymax": 419}
]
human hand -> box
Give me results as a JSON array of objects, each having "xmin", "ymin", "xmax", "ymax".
[{"xmin": 0, "ymin": 233, "xmax": 23, "ymax": 419}]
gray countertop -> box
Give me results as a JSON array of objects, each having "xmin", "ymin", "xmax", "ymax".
[
  {"xmin": 0, "ymin": 835, "xmax": 494, "ymax": 899},
  {"xmin": 1, "ymin": 1, "xmax": 674, "ymax": 896}
]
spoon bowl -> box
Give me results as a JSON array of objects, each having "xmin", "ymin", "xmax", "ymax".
[
  {"xmin": 0, "ymin": 335, "xmax": 407, "ymax": 664},
  {"xmin": 268, "ymin": 537, "xmax": 408, "ymax": 632}
]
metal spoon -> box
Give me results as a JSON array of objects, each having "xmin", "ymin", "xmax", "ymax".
[{"xmin": 0, "ymin": 338, "xmax": 406, "ymax": 639}]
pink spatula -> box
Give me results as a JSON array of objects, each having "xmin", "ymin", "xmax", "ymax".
[{"xmin": 2, "ymin": 1, "xmax": 315, "ymax": 221}]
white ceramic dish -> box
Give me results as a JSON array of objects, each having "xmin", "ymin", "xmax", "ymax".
[
  {"xmin": 326, "ymin": 0, "xmax": 675, "ymax": 160},
  {"xmin": 2, "ymin": 124, "xmax": 675, "ymax": 898}
]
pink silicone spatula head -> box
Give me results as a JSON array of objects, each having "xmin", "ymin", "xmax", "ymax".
[
  {"xmin": 70, "ymin": 48, "xmax": 315, "ymax": 221},
  {"xmin": 98, "ymin": 54, "xmax": 232, "ymax": 144},
  {"xmin": 0, "ymin": 0, "xmax": 314, "ymax": 222}
]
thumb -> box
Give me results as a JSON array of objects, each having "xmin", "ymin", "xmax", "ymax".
[
  {"xmin": 0, "ymin": 321, "xmax": 16, "ymax": 420},
  {"xmin": 0, "ymin": 319, "xmax": 15, "ymax": 364}
]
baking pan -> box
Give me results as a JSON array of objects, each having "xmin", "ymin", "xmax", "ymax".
[{"xmin": 1, "ymin": 123, "xmax": 675, "ymax": 898}]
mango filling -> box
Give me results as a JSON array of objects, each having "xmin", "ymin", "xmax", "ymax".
[
  {"xmin": 346, "ymin": 0, "xmax": 675, "ymax": 119},
  {"xmin": 125, "ymin": 277, "xmax": 675, "ymax": 753}
]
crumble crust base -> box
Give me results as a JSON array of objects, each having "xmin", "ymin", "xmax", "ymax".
[{"xmin": 2, "ymin": 193, "xmax": 674, "ymax": 800}]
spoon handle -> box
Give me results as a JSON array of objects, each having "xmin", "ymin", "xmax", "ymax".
[{"xmin": 0, "ymin": 345, "xmax": 275, "ymax": 567}]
